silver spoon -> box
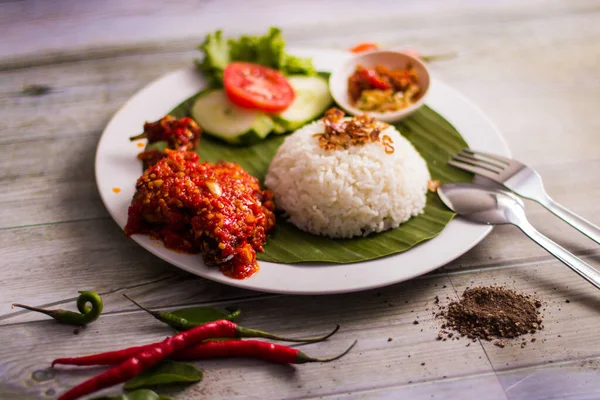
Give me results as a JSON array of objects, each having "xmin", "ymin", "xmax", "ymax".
[{"xmin": 438, "ymin": 183, "xmax": 600, "ymax": 289}]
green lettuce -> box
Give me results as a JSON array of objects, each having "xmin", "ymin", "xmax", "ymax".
[{"xmin": 196, "ymin": 27, "xmax": 315, "ymax": 85}]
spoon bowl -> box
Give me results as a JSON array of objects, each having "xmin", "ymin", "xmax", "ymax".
[{"xmin": 438, "ymin": 183, "xmax": 525, "ymax": 226}]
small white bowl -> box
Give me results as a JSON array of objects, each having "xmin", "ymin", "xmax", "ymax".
[{"xmin": 329, "ymin": 50, "xmax": 431, "ymax": 122}]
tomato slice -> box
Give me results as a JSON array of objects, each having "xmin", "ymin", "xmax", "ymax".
[
  {"xmin": 349, "ymin": 42, "xmax": 380, "ymax": 53},
  {"xmin": 223, "ymin": 62, "xmax": 294, "ymax": 113}
]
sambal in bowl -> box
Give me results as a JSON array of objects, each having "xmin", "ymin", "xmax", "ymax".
[{"xmin": 329, "ymin": 50, "xmax": 430, "ymax": 122}]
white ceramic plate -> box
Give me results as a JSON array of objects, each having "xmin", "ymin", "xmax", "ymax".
[{"xmin": 95, "ymin": 48, "xmax": 510, "ymax": 295}]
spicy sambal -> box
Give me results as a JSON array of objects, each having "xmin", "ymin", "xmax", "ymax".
[
  {"xmin": 125, "ymin": 149, "xmax": 276, "ymax": 279},
  {"xmin": 348, "ymin": 65, "xmax": 421, "ymax": 113}
]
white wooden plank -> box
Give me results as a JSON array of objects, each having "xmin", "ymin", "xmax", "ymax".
[
  {"xmin": 0, "ymin": 136, "xmax": 109, "ymax": 228},
  {"xmin": 3, "ymin": 0, "xmax": 598, "ymax": 61},
  {"xmin": 318, "ymin": 374, "xmax": 507, "ymax": 400},
  {"xmin": 499, "ymin": 362, "xmax": 600, "ymax": 400},
  {"xmin": 0, "ymin": 51, "xmax": 191, "ymax": 144}
]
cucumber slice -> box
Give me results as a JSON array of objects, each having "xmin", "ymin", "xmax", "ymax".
[
  {"xmin": 191, "ymin": 89, "xmax": 273, "ymax": 144},
  {"xmin": 274, "ymin": 75, "xmax": 333, "ymax": 133}
]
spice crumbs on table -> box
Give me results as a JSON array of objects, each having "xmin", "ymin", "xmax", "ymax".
[
  {"xmin": 566, "ymin": 299, "xmax": 570, "ymax": 303},
  {"xmin": 413, "ymin": 320, "xmax": 419, "ymax": 325},
  {"xmin": 435, "ymin": 286, "xmax": 543, "ymax": 345},
  {"xmin": 388, "ymin": 337, "xmax": 393, "ymax": 342}
]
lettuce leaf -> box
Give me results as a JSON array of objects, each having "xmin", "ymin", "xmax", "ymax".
[
  {"xmin": 196, "ymin": 27, "xmax": 315, "ymax": 85},
  {"xmin": 280, "ymin": 53, "xmax": 316, "ymax": 75},
  {"xmin": 195, "ymin": 30, "xmax": 230, "ymax": 84}
]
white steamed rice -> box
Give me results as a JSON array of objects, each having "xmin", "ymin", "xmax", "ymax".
[{"xmin": 264, "ymin": 119, "xmax": 431, "ymax": 239}]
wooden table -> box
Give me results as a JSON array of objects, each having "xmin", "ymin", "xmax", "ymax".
[{"xmin": 2, "ymin": 1, "xmax": 600, "ymax": 399}]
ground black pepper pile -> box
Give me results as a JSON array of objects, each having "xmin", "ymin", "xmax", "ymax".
[{"xmin": 438, "ymin": 286, "xmax": 543, "ymax": 343}]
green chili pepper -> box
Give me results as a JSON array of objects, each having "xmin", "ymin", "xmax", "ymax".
[
  {"xmin": 12, "ymin": 291, "xmax": 103, "ymax": 326},
  {"xmin": 123, "ymin": 294, "xmax": 240, "ymax": 331}
]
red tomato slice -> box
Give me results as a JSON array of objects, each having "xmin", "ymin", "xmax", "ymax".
[
  {"xmin": 223, "ymin": 62, "xmax": 294, "ymax": 113},
  {"xmin": 349, "ymin": 42, "xmax": 380, "ymax": 53}
]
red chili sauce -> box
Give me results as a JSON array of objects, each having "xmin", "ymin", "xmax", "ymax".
[{"xmin": 125, "ymin": 149, "xmax": 276, "ymax": 279}]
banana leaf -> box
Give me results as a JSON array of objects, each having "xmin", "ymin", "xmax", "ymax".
[{"xmin": 166, "ymin": 93, "xmax": 471, "ymax": 264}]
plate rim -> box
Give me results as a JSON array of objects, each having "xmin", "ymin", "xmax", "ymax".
[{"xmin": 95, "ymin": 47, "xmax": 509, "ymax": 295}]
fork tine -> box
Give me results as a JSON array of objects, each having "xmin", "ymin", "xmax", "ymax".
[
  {"xmin": 451, "ymin": 155, "xmax": 503, "ymax": 173},
  {"xmin": 456, "ymin": 150, "xmax": 507, "ymax": 170},
  {"xmin": 448, "ymin": 159, "xmax": 501, "ymax": 180},
  {"xmin": 461, "ymin": 148, "xmax": 512, "ymax": 165}
]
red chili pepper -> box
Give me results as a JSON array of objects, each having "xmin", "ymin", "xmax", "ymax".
[
  {"xmin": 57, "ymin": 321, "xmax": 238, "ymax": 400},
  {"xmin": 52, "ymin": 343, "xmax": 156, "ymax": 367},
  {"xmin": 52, "ymin": 320, "xmax": 340, "ymax": 367},
  {"xmin": 358, "ymin": 67, "xmax": 391, "ymax": 90},
  {"xmin": 56, "ymin": 320, "xmax": 341, "ymax": 399},
  {"xmin": 173, "ymin": 339, "xmax": 357, "ymax": 364}
]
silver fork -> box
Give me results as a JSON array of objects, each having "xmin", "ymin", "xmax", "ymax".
[{"xmin": 449, "ymin": 148, "xmax": 600, "ymax": 245}]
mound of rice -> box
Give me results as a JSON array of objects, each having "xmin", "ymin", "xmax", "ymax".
[{"xmin": 265, "ymin": 119, "xmax": 431, "ymax": 239}]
